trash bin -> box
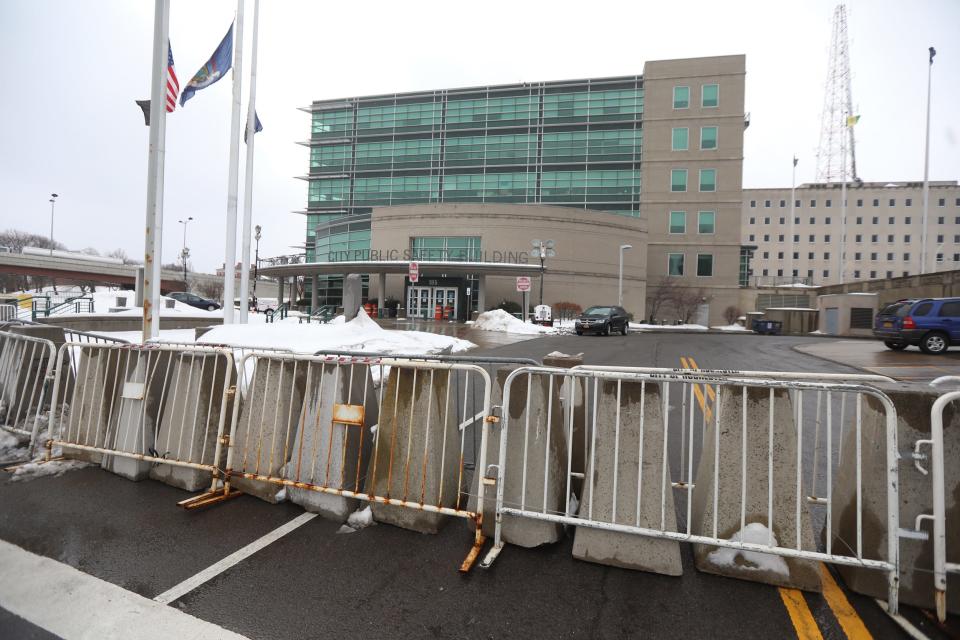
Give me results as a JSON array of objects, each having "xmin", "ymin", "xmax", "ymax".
[{"xmin": 751, "ymin": 319, "xmax": 782, "ymax": 335}]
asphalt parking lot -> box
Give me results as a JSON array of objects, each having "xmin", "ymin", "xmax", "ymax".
[{"xmin": 1, "ymin": 330, "xmax": 956, "ymax": 639}]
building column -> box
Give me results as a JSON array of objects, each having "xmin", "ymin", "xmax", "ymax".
[
  {"xmin": 310, "ymin": 275, "xmax": 318, "ymax": 315},
  {"xmin": 477, "ymin": 274, "xmax": 486, "ymax": 318},
  {"xmin": 277, "ymin": 277, "xmax": 284, "ymax": 308},
  {"xmin": 378, "ymin": 272, "xmax": 386, "ymax": 308}
]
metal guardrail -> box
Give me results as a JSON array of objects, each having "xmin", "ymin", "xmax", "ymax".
[
  {"xmin": 479, "ymin": 366, "xmax": 902, "ymax": 614},
  {"xmin": 0, "ymin": 330, "xmax": 57, "ymax": 456}
]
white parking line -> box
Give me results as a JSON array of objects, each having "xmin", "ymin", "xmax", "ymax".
[
  {"xmin": 0, "ymin": 539, "xmax": 250, "ymax": 639},
  {"xmin": 153, "ymin": 512, "xmax": 318, "ymax": 605}
]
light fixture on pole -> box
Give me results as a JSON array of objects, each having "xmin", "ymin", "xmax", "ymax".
[
  {"xmin": 48, "ymin": 193, "xmax": 59, "ymax": 255},
  {"xmin": 253, "ymin": 224, "xmax": 262, "ymax": 300},
  {"xmin": 178, "ymin": 217, "xmax": 193, "ymax": 288},
  {"xmin": 618, "ymin": 244, "xmax": 632, "ymax": 306},
  {"xmin": 531, "ymin": 239, "xmax": 556, "ymax": 306}
]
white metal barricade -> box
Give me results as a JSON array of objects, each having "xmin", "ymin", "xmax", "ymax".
[
  {"xmin": 213, "ymin": 352, "xmax": 495, "ymax": 571},
  {"xmin": 0, "ymin": 330, "xmax": 57, "ymax": 456},
  {"xmin": 46, "ymin": 342, "xmax": 236, "ymax": 489},
  {"xmin": 481, "ymin": 366, "xmax": 902, "ymax": 613},
  {"xmin": 921, "ymin": 376, "xmax": 959, "ymax": 622}
]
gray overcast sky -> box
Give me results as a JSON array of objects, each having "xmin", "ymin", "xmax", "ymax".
[{"xmin": 0, "ymin": 0, "xmax": 957, "ymax": 273}]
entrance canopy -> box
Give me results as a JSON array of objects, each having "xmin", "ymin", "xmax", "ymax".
[{"xmin": 257, "ymin": 260, "xmax": 542, "ymax": 278}]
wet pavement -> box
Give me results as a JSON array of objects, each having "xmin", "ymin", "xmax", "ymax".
[
  {"xmin": 374, "ymin": 317, "xmax": 550, "ymax": 350},
  {"xmin": 794, "ymin": 339, "xmax": 960, "ymax": 382}
]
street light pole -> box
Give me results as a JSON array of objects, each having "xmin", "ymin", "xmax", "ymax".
[
  {"xmin": 178, "ymin": 217, "xmax": 193, "ymax": 289},
  {"xmin": 48, "ymin": 193, "xmax": 58, "ymax": 255},
  {"xmin": 253, "ymin": 225, "xmax": 262, "ymax": 301},
  {"xmin": 921, "ymin": 46, "xmax": 936, "ymax": 275},
  {"xmin": 618, "ymin": 244, "xmax": 632, "ymax": 306}
]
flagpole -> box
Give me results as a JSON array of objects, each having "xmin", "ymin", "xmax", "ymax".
[
  {"xmin": 920, "ymin": 46, "xmax": 935, "ymax": 275},
  {"xmin": 788, "ymin": 156, "xmax": 796, "ymax": 283},
  {"xmin": 839, "ymin": 118, "xmax": 847, "ymax": 285},
  {"xmin": 238, "ymin": 0, "xmax": 260, "ymax": 324},
  {"xmin": 223, "ymin": 0, "xmax": 245, "ymax": 323},
  {"xmin": 142, "ymin": 0, "xmax": 170, "ymax": 342}
]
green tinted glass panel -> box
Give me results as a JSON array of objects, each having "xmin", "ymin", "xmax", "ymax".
[
  {"xmin": 541, "ymin": 129, "xmax": 641, "ymax": 164},
  {"xmin": 356, "ymin": 102, "xmax": 440, "ymax": 134},
  {"xmin": 671, "ymin": 169, "xmax": 687, "ymax": 192},
  {"xmin": 309, "ymin": 178, "xmax": 349, "ymax": 204},
  {"xmin": 697, "ymin": 254, "xmax": 714, "ymax": 276},
  {"xmin": 544, "ymin": 88, "xmax": 643, "ymax": 123},
  {"xmin": 354, "ymin": 138, "xmax": 440, "ymax": 169},
  {"xmin": 668, "ymin": 253, "xmax": 684, "ymax": 276},
  {"xmin": 445, "ymin": 134, "xmax": 534, "ymax": 166},
  {"xmin": 442, "ymin": 172, "xmax": 534, "ymax": 202},
  {"xmin": 699, "ymin": 169, "xmax": 716, "ymax": 192},
  {"xmin": 540, "ymin": 170, "xmax": 640, "ymax": 203},
  {"xmin": 673, "ymin": 86, "xmax": 689, "ymax": 109},
  {"xmin": 353, "ymin": 175, "xmax": 439, "ymax": 205},
  {"xmin": 311, "ymin": 109, "xmax": 352, "ymax": 137},
  {"xmin": 698, "ymin": 211, "xmax": 715, "ymax": 234},
  {"xmin": 701, "ymin": 126, "xmax": 718, "ymax": 150},
  {"xmin": 310, "ymin": 145, "xmax": 351, "ymax": 172},
  {"xmin": 702, "ymin": 84, "xmax": 719, "ymax": 108},
  {"xmin": 446, "ymin": 95, "xmax": 538, "ymax": 128},
  {"xmin": 672, "ymin": 128, "xmax": 688, "ymax": 151},
  {"xmin": 410, "ymin": 236, "xmax": 482, "ymax": 261},
  {"xmin": 669, "ymin": 211, "xmax": 686, "ymax": 234}
]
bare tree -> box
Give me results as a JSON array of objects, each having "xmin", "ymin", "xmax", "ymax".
[
  {"xmin": 0, "ymin": 229, "xmax": 66, "ymax": 253},
  {"xmin": 723, "ymin": 305, "xmax": 742, "ymax": 325},
  {"xmin": 107, "ymin": 248, "xmax": 141, "ymax": 265},
  {"xmin": 646, "ymin": 276, "xmax": 679, "ymax": 322},
  {"xmin": 673, "ymin": 287, "xmax": 710, "ymax": 324},
  {"xmin": 196, "ymin": 280, "xmax": 223, "ymax": 302},
  {"xmin": 79, "ymin": 247, "xmax": 100, "ymax": 256}
]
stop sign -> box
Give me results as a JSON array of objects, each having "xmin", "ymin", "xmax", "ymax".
[
  {"xmin": 408, "ymin": 261, "xmax": 419, "ymax": 283},
  {"xmin": 516, "ymin": 276, "xmax": 531, "ymax": 292}
]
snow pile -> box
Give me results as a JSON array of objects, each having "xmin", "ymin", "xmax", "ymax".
[
  {"xmin": 0, "ymin": 430, "xmax": 27, "ymax": 464},
  {"xmin": 337, "ymin": 505, "xmax": 377, "ymax": 534},
  {"xmin": 9, "ymin": 459, "xmax": 91, "ymax": 483},
  {"xmin": 707, "ymin": 522, "xmax": 790, "ymax": 577},
  {"xmin": 83, "ymin": 291, "xmax": 221, "ymax": 317},
  {"xmin": 629, "ymin": 323, "xmax": 709, "ymax": 331},
  {"xmin": 474, "ymin": 309, "xmax": 554, "ymax": 335},
  {"xmin": 197, "ymin": 308, "xmax": 474, "ymax": 356},
  {"xmin": 711, "ymin": 324, "xmax": 749, "ymax": 332}
]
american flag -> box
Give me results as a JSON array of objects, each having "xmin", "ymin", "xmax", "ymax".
[{"xmin": 165, "ymin": 42, "xmax": 179, "ymax": 112}]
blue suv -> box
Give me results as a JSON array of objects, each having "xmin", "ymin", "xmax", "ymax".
[{"xmin": 873, "ymin": 298, "xmax": 960, "ymax": 354}]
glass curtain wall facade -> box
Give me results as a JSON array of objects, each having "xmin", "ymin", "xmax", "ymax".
[{"xmin": 301, "ymin": 76, "xmax": 644, "ymax": 305}]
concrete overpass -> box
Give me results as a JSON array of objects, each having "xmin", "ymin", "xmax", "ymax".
[{"xmin": 0, "ymin": 252, "xmax": 278, "ymax": 298}]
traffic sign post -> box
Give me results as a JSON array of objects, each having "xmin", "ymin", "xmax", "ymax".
[
  {"xmin": 517, "ymin": 276, "xmax": 531, "ymax": 323},
  {"xmin": 408, "ymin": 261, "xmax": 419, "ymax": 283}
]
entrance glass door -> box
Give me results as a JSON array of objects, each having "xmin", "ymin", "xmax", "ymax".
[
  {"xmin": 435, "ymin": 287, "xmax": 457, "ymax": 319},
  {"xmin": 407, "ymin": 286, "xmax": 431, "ymax": 319}
]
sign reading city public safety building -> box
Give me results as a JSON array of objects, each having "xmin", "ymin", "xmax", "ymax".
[
  {"xmin": 408, "ymin": 262, "xmax": 419, "ymax": 283},
  {"xmin": 516, "ymin": 276, "xmax": 531, "ymax": 292}
]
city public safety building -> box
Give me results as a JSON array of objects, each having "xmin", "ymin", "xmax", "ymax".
[{"xmin": 263, "ymin": 55, "xmax": 748, "ymax": 324}]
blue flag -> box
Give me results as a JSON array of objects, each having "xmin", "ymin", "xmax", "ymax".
[
  {"xmin": 179, "ymin": 24, "xmax": 233, "ymax": 107},
  {"xmin": 244, "ymin": 110, "xmax": 263, "ymax": 144}
]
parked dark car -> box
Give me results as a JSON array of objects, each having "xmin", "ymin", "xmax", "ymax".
[
  {"xmin": 575, "ymin": 305, "xmax": 630, "ymax": 336},
  {"xmin": 168, "ymin": 291, "xmax": 221, "ymax": 312},
  {"xmin": 873, "ymin": 297, "xmax": 960, "ymax": 354}
]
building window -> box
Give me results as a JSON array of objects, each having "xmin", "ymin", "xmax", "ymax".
[
  {"xmin": 856, "ymin": 199, "xmax": 863, "ymax": 207},
  {"xmin": 905, "ymin": 216, "xmax": 912, "ymax": 224},
  {"xmin": 955, "ymin": 254, "xmax": 960, "ymax": 262},
  {"xmin": 855, "ymin": 234, "xmax": 862, "ymax": 242},
  {"xmin": 698, "ymin": 211, "xmax": 715, "ymax": 234},
  {"xmin": 954, "ymin": 235, "xmax": 960, "ymax": 243},
  {"xmin": 937, "ymin": 253, "xmax": 945, "ymax": 262},
  {"xmin": 854, "ymin": 252, "xmax": 862, "ymax": 261},
  {"xmin": 697, "ymin": 254, "xmax": 714, "ymax": 277},
  {"xmin": 673, "ymin": 86, "xmax": 690, "ymax": 109},
  {"xmin": 777, "ymin": 269, "xmax": 784, "ymax": 277},
  {"xmin": 778, "ymin": 251, "xmax": 784, "ymax": 259},
  {"xmin": 764, "ymin": 200, "xmax": 771, "ymax": 208},
  {"xmin": 781, "ymin": 200, "xmax": 787, "ymax": 208},
  {"xmin": 808, "ymin": 252, "xmax": 814, "ymax": 259},
  {"xmin": 906, "ymin": 198, "xmax": 912, "ymax": 206},
  {"xmin": 826, "ymin": 199, "xmax": 832, "ymax": 207},
  {"xmin": 763, "ymin": 234, "xmax": 770, "ymax": 241},
  {"xmin": 762, "ymin": 269, "xmax": 769, "ymax": 276},
  {"xmin": 792, "ymin": 251, "xmax": 799, "ymax": 260},
  {"xmin": 669, "ymin": 211, "xmax": 686, "ymax": 234},
  {"xmin": 938, "ymin": 216, "xmax": 945, "ymax": 224},
  {"xmin": 887, "ymin": 271, "xmax": 893, "ymax": 278},
  {"xmin": 794, "ymin": 216, "xmax": 800, "ymax": 224},
  {"xmin": 702, "ymin": 84, "xmax": 719, "ymax": 108},
  {"xmin": 955, "ymin": 217, "xmax": 960, "ymax": 224},
  {"xmin": 873, "ymin": 198, "xmax": 879, "ymax": 206},
  {"xmin": 854, "ymin": 270, "xmax": 861, "ymax": 279},
  {"xmin": 808, "ymin": 234, "xmax": 815, "ymax": 242},
  {"xmin": 809, "ymin": 217, "xmax": 815, "ymax": 224},
  {"xmin": 793, "ymin": 234, "xmax": 800, "ymax": 242},
  {"xmin": 764, "ymin": 217, "xmax": 770, "ymax": 225},
  {"xmin": 871, "ymin": 234, "xmax": 878, "ymax": 242},
  {"xmin": 889, "ymin": 216, "xmax": 895, "ymax": 224},
  {"xmin": 750, "ymin": 200, "xmax": 756, "ymax": 208},
  {"xmin": 939, "ymin": 198, "xmax": 946, "ymax": 207},
  {"xmin": 668, "ymin": 253, "xmax": 685, "ymax": 276},
  {"xmin": 872, "ymin": 216, "xmax": 878, "ymax": 224},
  {"xmin": 671, "ymin": 169, "xmax": 687, "ymax": 192},
  {"xmin": 825, "ymin": 217, "xmax": 831, "ymax": 224},
  {"xmin": 749, "ymin": 217, "xmax": 755, "ymax": 224},
  {"xmin": 808, "ymin": 269, "xmax": 814, "ymax": 278},
  {"xmin": 672, "ymin": 127, "xmax": 689, "ymax": 151},
  {"xmin": 778, "ymin": 234, "xmax": 784, "ymax": 242},
  {"xmin": 810, "ymin": 199, "xmax": 817, "ymax": 207},
  {"xmin": 824, "ymin": 252, "xmax": 831, "ymax": 260},
  {"xmin": 700, "ymin": 126, "xmax": 718, "ymax": 150},
  {"xmin": 887, "ymin": 252, "xmax": 894, "ymax": 260},
  {"xmin": 904, "ymin": 271, "xmax": 910, "ymax": 277},
  {"xmin": 748, "ymin": 234, "xmax": 755, "ymax": 241},
  {"xmin": 699, "ymin": 169, "xmax": 716, "ymax": 192},
  {"xmin": 887, "ymin": 234, "xmax": 894, "ymax": 242},
  {"xmin": 956, "ymin": 198, "xmax": 960, "ymax": 206},
  {"xmin": 779, "ymin": 217, "xmax": 785, "ymax": 224},
  {"xmin": 796, "ymin": 199, "xmax": 801, "ymax": 208},
  {"xmin": 870, "ymin": 252, "xmax": 878, "ymax": 260},
  {"xmin": 763, "ymin": 251, "xmax": 769, "ymax": 259},
  {"xmin": 889, "ymin": 198, "xmax": 896, "ymax": 206},
  {"xmin": 937, "ymin": 234, "xmax": 945, "ymax": 243},
  {"xmin": 856, "ymin": 217, "xmax": 862, "ymax": 224},
  {"xmin": 904, "ymin": 253, "xmax": 911, "ymax": 261},
  {"xmin": 905, "ymin": 234, "xmax": 911, "ymax": 243},
  {"xmin": 823, "ymin": 270, "xmax": 830, "ymax": 278}
]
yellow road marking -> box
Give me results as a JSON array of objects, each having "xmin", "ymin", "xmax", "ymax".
[
  {"xmin": 686, "ymin": 356, "xmax": 716, "ymax": 402},
  {"xmin": 779, "ymin": 588, "xmax": 824, "ymax": 640},
  {"xmin": 820, "ymin": 564, "xmax": 873, "ymax": 639},
  {"xmin": 681, "ymin": 356, "xmax": 713, "ymax": 421}
]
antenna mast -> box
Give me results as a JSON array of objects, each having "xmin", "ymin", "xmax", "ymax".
[{"xmin": 815, "ymin": 4, "xmax": 858, "ymax": 183}]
